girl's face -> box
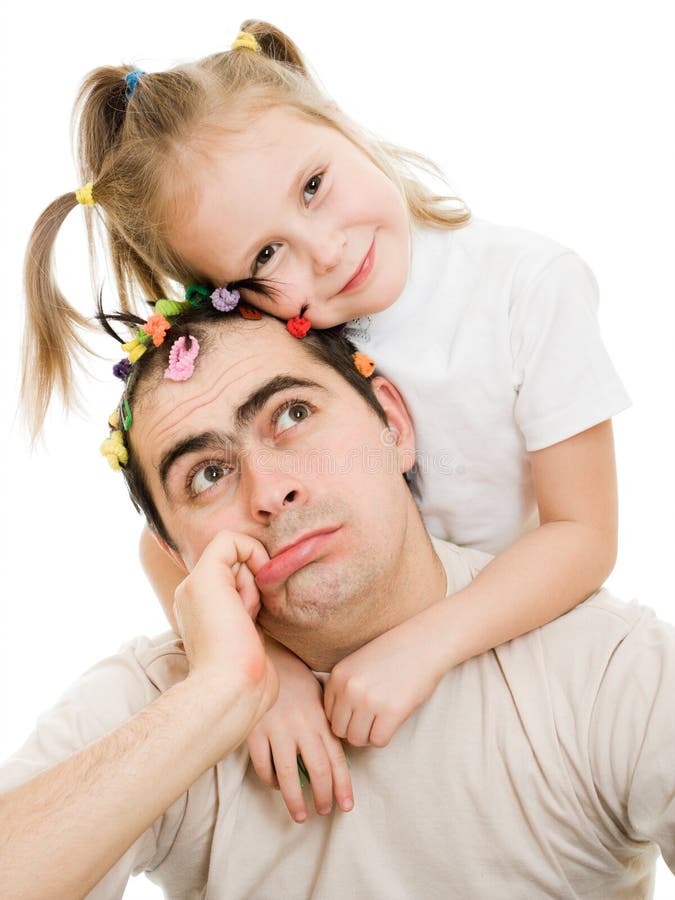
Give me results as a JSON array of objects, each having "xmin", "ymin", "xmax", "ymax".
[{"xmin": 169, "ymin": 106, "xmax": 411, "ymax": 327}]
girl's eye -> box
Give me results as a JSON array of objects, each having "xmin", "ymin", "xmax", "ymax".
[
  {"xmin": 254, "ymin": 243, "xmax": 282, "ymax": 272},
  {"xmin": 303, "ymin": 173, "xmax": 322, "ymax": 204},
  {"xmin": 190, "ymin": 462, "xmax": 232, "ymax": 496},
  {"xmin": 275, "ymin": 402, "xmax": 313, "ymax": 435}
]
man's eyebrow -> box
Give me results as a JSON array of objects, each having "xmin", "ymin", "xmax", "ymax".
[
  {"xmin": 158, "ymin": 377, "xmax": 326, "ymax": 494},
  {"xmin": 234, "ymin": 375, "xmax": 325, "ymax": 430},
  {"xmin": 159, "ymin": 431, "xmax": 233, "ymax": 496}
]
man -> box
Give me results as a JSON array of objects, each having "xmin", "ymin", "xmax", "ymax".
[{"xmin": 1, "ymin": 314, "xmax": 673, "ymax": 898}]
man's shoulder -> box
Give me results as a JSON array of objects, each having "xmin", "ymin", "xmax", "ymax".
[
  {"xmin": 430, "ymin": 536, "xmax": 493, "ymax": 594},
  {"xmin": 119, "ymin": 630, "xmax": 189, "ymax": 693}
]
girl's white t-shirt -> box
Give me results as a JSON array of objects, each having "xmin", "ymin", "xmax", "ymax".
[{"xmin": 345, "ymin": 220, "xmax": 631, "ymax": 554}]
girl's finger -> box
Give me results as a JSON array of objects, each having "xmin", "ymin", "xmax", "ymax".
[
  {"xmin": 345, "ymin": 709, "xmax": 375, "ymax": 748},
  {"xmin": 297, "ymin": 734, "xmax": 335, "ymax": 816},
  {"xmin": 322, "ymin": 733, "xmax": 354, "ymax": 812},
  {"xmin": 272, "ymin": 742, "xmax": 308, "ymax": 824},
  {"xmin": 328, "ymin": 700, "xmax": 352, "ymax": 740},
  {"xmin": 246, "ymin": 732, "xmax": 278, "ymax": 789}
]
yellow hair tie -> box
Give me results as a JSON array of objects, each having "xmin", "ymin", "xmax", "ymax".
[
  {"xmin": 231, "ymin": 31, "xmax": 260, "ymax": 52},
  {"xmin": 100, "ymin": 430, "xmax": 128, "ymax": 471},
  {"xmin": 121, "ymin": 337, "xmax": 148, "ymax": 364},
  {"xmin": 75, "ymin": 182, "xmax": 95, "ymax": 206}
]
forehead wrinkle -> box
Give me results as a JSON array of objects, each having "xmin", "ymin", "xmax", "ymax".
[{"xmin": 148, "ymin": 356, "xmax": 257, "ymax": 448}]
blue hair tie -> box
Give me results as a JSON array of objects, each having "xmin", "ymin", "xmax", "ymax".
[{"xmin": 124, "ymin": 69, "xmax": 146, "ymax": 101}]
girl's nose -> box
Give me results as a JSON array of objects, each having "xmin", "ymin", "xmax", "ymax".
[{"xmin": 309, "ymin": 229, "xmax": 347, "ymax": 274}]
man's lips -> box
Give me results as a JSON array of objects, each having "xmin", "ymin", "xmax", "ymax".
[
  {"xmin": 339, "ymin": 240, "xmax": 375, "ymax": 294},
  {"xmin": 256, "ymin": 527, "xmax": 341, "ymax": 589}
]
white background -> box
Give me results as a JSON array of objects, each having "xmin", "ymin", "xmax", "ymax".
[{"xmin": 0, "ymin": 2, "xmax": 673, "ymax": 897}]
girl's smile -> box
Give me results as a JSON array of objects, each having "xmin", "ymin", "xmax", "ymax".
[{"xmin": 169, "ymin": 105, "xmax": 411, "ymax": 327}]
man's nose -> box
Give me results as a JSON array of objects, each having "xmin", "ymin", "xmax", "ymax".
[
  {"xmin": 309, "ymin": 228, "xmax": 346, "ymax": 274},
  {"xmin": 243, "ymin": 453, "xmax": 306, "ymax": 524}
]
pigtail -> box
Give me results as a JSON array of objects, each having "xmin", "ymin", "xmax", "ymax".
[
  {"xmin": 239, "ymin": 20, "xmax": 310, "ymax": 75},
  {"xmin": 74, "ymin": 66, "xmax": 130, "ymax": 178},
  {"xmin": 21, "ymin": 192, "xmax": 94, "ymax": 440}
]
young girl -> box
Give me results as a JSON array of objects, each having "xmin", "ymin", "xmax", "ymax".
[{"xmin": 22, "ymin": 21, "xmax": 630, "ymax": 824}]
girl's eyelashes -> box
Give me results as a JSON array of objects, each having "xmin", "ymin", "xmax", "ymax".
[
  {"xmin": 253, "ymin": 242, "xmax": 282, "ymax": 273},
  {"xmin": 271, "ymin": 399, "xmax": 315, "ymax": 435},
  {"xmin": 303, "ymin": 172, "xmax": 323, "ymax": 205},
  {"xmin": 187, "ymin": 459, "xmax": 234, "ymax": 497}
]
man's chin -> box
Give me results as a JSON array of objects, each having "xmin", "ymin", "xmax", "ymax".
[{"xmin": 257, "ymin": 563, "xmax": 347, "ymax": 630}]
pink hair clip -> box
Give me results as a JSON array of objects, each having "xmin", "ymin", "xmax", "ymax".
[{"xmin": 164, "ymin": 335, "xmax": 200, "ymax": 382}]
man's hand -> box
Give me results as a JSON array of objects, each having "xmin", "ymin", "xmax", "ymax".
[
  {"xmin": 247, "ymin": 639, "xmax": 353, "ymax": 823},
  {"xmin": 0, "ymin": 530, "xmax": 281, "ymax": 899},
  {"xmin": 324, "ymin": 615, "xmax": 445, "ymax": 748},
  {"xmin": 173, "ymin": 530, "xmax": 280, "ymax": 747}
]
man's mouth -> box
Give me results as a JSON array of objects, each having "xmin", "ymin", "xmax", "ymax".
[
  {"xmin": 339, "ymin": 240, "xmax": 375, "ymax": 294},
  {"xmin": 256, "ymin": 527, "xmax": 342, "ymax": 590}
]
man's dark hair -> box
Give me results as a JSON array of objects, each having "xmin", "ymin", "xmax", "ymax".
[{"xmin": 98, "ymin": 306, "xmax": 411, "ymax": 551}]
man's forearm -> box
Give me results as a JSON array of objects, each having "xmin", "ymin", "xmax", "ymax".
[{"xmin": 0, "ymin": 673, "xmax": 253, "ymax": 900}]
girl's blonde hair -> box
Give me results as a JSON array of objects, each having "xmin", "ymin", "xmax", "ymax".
[{"xmin": 22, "ymin": 19, "xmax": 470, "ymax": 438}]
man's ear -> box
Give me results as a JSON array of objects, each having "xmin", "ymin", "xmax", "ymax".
[{"xmin": 370, "ymin": 376, "xmax": 416, "ymax": 473}]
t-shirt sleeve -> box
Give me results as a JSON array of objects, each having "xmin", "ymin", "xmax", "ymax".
[
  {"xmin": 588, "ymin": 608, "xmax": 675, "ymax": 872},
  {"xmin": 0, "ymin": 642, "xmax": 191, "ymax": 898},
  {"xmin": 509, "ymin": 250, "xmax": 631, "ymax": 451}
]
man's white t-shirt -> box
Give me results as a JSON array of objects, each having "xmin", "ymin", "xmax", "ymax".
[
  {"xmin": 1, "ymin": 539, "xmax": 673, "ymax": 898},
  {"xmin": 345, "ymin": 221, "xmax": 631, "ymax": 552}
]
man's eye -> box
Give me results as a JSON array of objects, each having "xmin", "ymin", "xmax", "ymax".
[
  {"xmin": 190, "ymin": 462, "xmax": 231, "ymax": 495},
  {"xmin": 275, "ymin": 402, "xmax": 313, "ymax": 435},
  {"xmin": 303, "ymin": 173, "xmax": 322, "ymax": 204},
  {"xmin": 254, "ymin": 243, "xmax": 281, "ymax": 271}
]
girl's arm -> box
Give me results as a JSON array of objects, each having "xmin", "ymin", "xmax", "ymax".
[
  {"xmin": 324, "ymin": 419, "xmax": 617, "ymax": 747},
  {"xmin": 140, "ymin": 526, "xmax": 354, "ymax": 822}
]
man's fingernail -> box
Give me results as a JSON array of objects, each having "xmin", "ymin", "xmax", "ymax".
[
  {"xmin": 294, "ymin": 812, "xmax": 307, "ymax": 823},
  {"xmin": 342, "ymin": 798, "xmax": 354, "ymax": 811}
]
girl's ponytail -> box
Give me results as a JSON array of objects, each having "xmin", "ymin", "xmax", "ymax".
[
  {"xmin": 239, "ymin": 19, "xmax": 310, "ymax": 76},
  {"xmin": 75, "ymin": 66, "xmax": 133, "ymax": 180},
  {"xmin": 22, "ymin": 192, "xmax": 93, "ymax": 440}
]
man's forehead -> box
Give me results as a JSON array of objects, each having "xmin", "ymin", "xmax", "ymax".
[{"xmin": 135, "ymin": 321, "xmax": 330, "ymax": 455}]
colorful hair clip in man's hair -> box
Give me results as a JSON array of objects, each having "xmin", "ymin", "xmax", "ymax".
[
  {"xmin": 165, "ymin": 335, "xmax": 200, "ymax": 382},
  {"xmin": 353, "ymin": 352, "xmax": 376, "ymax": 378},
  {"xmin": 287, "ymin": 305, "xmax": 312, "ymax": 338}
]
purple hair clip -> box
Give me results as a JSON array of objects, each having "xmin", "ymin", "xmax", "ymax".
[
  {"xmin": 113, "ymin": 358, "xmax": 133, "ymax": 380},
  {"xmin": 164, "ymin": 335, "xmax": 200, "ymax": 382},
  {"xmin": 211, "ymin": 286, "xmax": 240, "ymax": 312}
]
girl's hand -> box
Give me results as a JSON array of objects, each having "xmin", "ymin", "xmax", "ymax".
[
  {"xmin": 324, "ymin": 614, "xmax": 445, "ymax": 748},
  {"xmin": 246, "ymin": 639, "xmax": 354, "ymax": 823}
]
